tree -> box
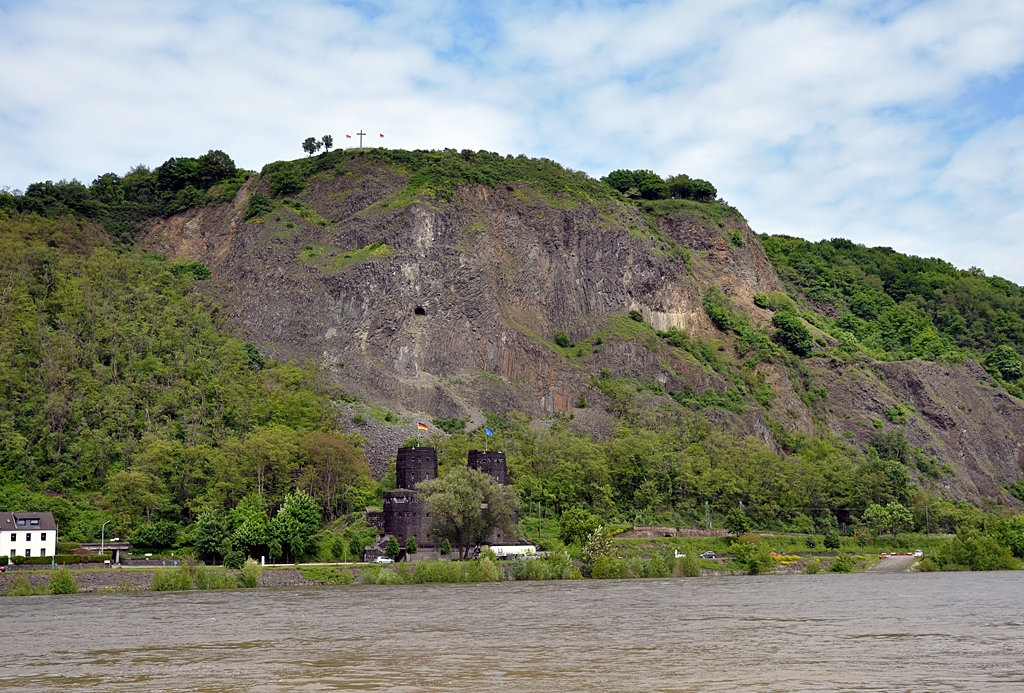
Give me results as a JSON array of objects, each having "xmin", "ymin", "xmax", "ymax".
[
  {"xmin": 194, "ymin": 508, "xmax": 232, "ymax": 560},
  {"xmin": 864, "ymin": 502, "xmax": 913, "ymax": 540},
  {"xmin": 580, "ymin": 525, "xmax": 613, "ymax": 564},
  {"xmin": 195, "ymin": 150, "xmax": 237, "ymax": 188},
  {"xmin": 405, "ymin": 535, "xmax": 418, "ymax": 556},
  {"xmin": 269, "ymin": 490, "xmax": 321, "ymax": 562},
  {"xmin": 559, "ymin": 507, "xmax": 600, "ymax": 546},
  {"xmin": 106, "ymin": 469, "xmax": 165, "ymax": 524},
  {"xmin": 302, "ymin": 137, "xmax": 322, "ymax": 157},
  {"xmin": 440, "ymin": 538, "xmax": 451, "ymax": 556},
  {"xmin": 823, "ymin": 529, "xmax": 841, "ymax": 550},
  {"xmin": 242, "ymin": 425, "xmax": 299, "ymax": 502},
  {"xmin": 418, "ymin": 466, "xmax": 520, "ymax": 559},
  {"xmin": 130, "ymin": 520, "xmax": 180, "ymax": 549},
  {"xmin": 985, "ymin": 344, "xmax": 1024, "ymax": 381},
  {"xmin": 229, "ymin": 493, "xmax": 271, "ymax": 558},
  {"xmin": 386, "ymin": 536, "xmax": 400, "ymax": 561},
  {"xmin": 298, "ymin": 431, "xmax": 370, "ymax": 521},
  {"xmin": 322, "ymin": 135, "xmax": 333, "ymax": 152},
  {"xmin": 772, "ymin": 311, "xmax": 814, "ymax": 357},
  {"xmin": 349, "ymin": 536, "xmax": 365, "ymax": 561},
  {"xmin": 724, "ymin": 506, "xmax": 752, "ymax": 535}
]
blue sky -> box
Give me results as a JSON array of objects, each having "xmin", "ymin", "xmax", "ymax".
[{"xmin": 2, "ymin": 0, "xmax": 1023, "ymax": 280}]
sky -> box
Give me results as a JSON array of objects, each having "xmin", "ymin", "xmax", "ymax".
[{"xmin": 2, "ymin": 0, "xmax": 1023, "ymax": 280}]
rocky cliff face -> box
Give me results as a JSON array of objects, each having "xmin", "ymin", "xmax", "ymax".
[{"xmin": 142, "ymin": 154, "xmax": 1024, "ymax": 504}]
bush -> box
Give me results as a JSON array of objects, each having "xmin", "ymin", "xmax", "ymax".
[
  {"xmin": 412, "ymin": 560, "xmax": 465, "ymax": 583},
  {"xmin": 628, "ymin": 310, "xmax": 645, "ymax": 323},
  {"xmin": 803, "ymin": 559, "xmax": 821, "ymax": 574},
  {"xmin": 590, "ymin": 554, "xmax": 621, "ymax": 579},
  {"xmin": 238, "ymin": 558, "xmax": 262, "ymax": 587},
  {"xmin": 244, "ymin": 192, "xmax": 274, "ymax": 221},
  {"xmin": 828, "ymin": 555, "xmax": 856, "ymax": 573},
  {"xmin": 151, "ymin": 567, "xmax": 193, "ymax": 591},
  {"xmin": 675, "ymin": 553, "xmax": 702, "ymax": 577},
  {"xmin": 554, "ymin": 330, "xmax": 571, "ymax": 348},
  {"xmin": 223, "ymin": 550, "xmax": 246, "ymax": 569},
  {"xmin": 772, "ymin": 311, "xmax": 814, "ymax": 357},
  {"xmin": 916, "ymin": 558, "xmax": 940, "ymax": 572},
  {"xmin": 3, "ymin": 576, "xmax": 48, "ymax": 596},
  {"xmin": 48, "ymin": 568, "xmax": 79, "ymax": 595},
  {"xmin": 823, "ymin": 530, "xmax": 841, "ymax": 550},
  {"xmin": 936, "ymin": 529, "xmax": 1018, "ymax": 571},
  {"xmin": 0, "ymin": 555, "xmax": 7, "ymax": 566},
  {"xmin": 468, "ymin": 557, "xmax": 503, "ymax": 582},
  {"xmin": 731, "ymin": 540, "xmax": 775, "ymax": 575},
  {"xmin": 559, "ymin": 507, "xmax": 600, "ymax": 546}
]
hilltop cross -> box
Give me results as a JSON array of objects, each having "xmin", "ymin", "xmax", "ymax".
[{"xmin": 356, "ymin": 130, "xmax": 366, "ymax": 148}]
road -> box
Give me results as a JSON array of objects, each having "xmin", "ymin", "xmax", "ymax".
[{"xmin": 869, "ymin": 555, "xmax": 918, "ymax": 573}]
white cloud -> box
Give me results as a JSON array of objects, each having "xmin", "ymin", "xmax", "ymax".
[{"xmin": 2, "ymin": 0, "xmax": 1024, "ymax": 280}]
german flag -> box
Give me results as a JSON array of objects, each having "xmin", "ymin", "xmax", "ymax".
[{"xmin": 417, "ymin": 422, "xmax": 429, "ymax": 431}]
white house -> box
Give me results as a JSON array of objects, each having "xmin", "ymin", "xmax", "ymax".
[{"xmin": 1, "ymin": 512, "xmax": 58, "ymax": 560}]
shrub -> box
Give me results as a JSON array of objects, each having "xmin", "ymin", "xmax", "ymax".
[
  {"xmin": 554, "ymin": 330, "xmax": 571, "ymax": 348},
  {"xmin": 591, "ymin": 554, "xmax": 620, "ymax": 579},
  {"xmin": 205, "ymin": 571, "xmax": 238, "ymax": 589},
  {"xmin": 628, "ymin": 310, "xmax": 645, "ymax": 323},
  {"xmin": 805, "ymin": 535, "xmax": 819, "ymax": 550},
  {"xmin": 828, "ymin": 555, "xmax": 856, "ymax": 573},
  {"xmin": 675, "ymin": 553, "xmax": 702, "ymax": 577},
  {"xmin": 238, "ymin": 558, "xmax": 262, "ymax": 587},
  {"xmin": 468, "ymin": 557, "xmax": 503, "ymax": 582},
  {"xmin": 772, "ymin": 311, "xmax": 814, "ymax": 356},
  {"xmin": 3, "ymin": 576, "xmax": 47, "ymax": 596},
  {"xmin": 385, "ymin": 536, "xmax": 401, "ymax": 561},
  {"xmin": 48, "ymin": 568, "xmax": 79, "ymax": 595},
  {"xmin": 413, "ymin": 560, "xmax": 465, "ymax": 583},
  {"xmin": 193, "ymin": 564, "xmax": 209, "ymax": 590},
  {"xmin": 151, "ymin": 568, "xmax": 193, "ymax": 591},
  {"xmin": 803, "ymin": 559, "xmax": 821, "ymax": 574},
  {"xmin": 244, "ymin": 192, "xmax": 274, "ymax": 221},
  {"xmin": 223, "ymin": 551, "xmax": 246, "ymax": 569},
  {"xmin": 936, "ymin": 529, "xmax": 1018, "ymax": 571},
  {"xmin": 559, "ymin": 508, "xmax": 601, "ymax": 546},
  {"xmin": 823, "ymin": 530, "xmax": 841, "ymax": 550},
  {"xmin": 731, "ymin": 540, "xmax": 775, "ymax": 575},
  {"xmin": 916, "ymin": 558, "xmax": 940, "ymax": 572},
  {"xmin": 440, "ymin": 538, "xmax": 452, "ymax": 556}
]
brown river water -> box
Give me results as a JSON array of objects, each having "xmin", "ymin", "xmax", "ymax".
[{"xmin": 2, "ymin": 571, "xmax": 1023, "ymax": 692}]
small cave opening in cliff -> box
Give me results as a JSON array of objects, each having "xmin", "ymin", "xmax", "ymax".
[{"xmin": 414, "ymin": 306, "xmax": 426, "ymax": 316}]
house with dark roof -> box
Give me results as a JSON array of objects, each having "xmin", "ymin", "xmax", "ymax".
[{"xmin": 1, "ymin": 512, "xmax": 57, "ymax": 560}]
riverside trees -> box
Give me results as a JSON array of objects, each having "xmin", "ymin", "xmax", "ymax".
[{"xmin": 418, "ymin": 466, "xmax": 519, "ymax": 560}]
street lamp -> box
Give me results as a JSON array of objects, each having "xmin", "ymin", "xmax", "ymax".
[{"xmin": 101, "ymin": 520, "xmax": 111, "ymax": 555}]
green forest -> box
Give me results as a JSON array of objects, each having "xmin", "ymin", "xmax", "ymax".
[{"xmin": 3, "ymin": 148, "xmax": 1024, "ymax": 569}]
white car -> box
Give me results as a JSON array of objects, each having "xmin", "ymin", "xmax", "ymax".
[
  {"xmin": 913, "ymin": 550, "xmax": 923, "ymax": 557},
  {"xmin": 373, "ymin": 556, "xmax": 394, "ymax": 564}
]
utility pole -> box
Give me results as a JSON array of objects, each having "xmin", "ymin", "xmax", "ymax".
[
  {"xmin": 356, "ymin": 130, "xmax": 366, "ymax": 148},
  {"xmin": 705, "ymin": 502, "xmax": 710, "ymax": 530},
  {"xmin": 101, "ymin": 520, "xmax": 110, "ymax": 555}
]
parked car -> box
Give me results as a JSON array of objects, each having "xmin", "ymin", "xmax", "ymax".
[
  {"xmin": 699, "ymin": 551, "xmax": 716, "ymax": 559},
  {"xmin": 0, "ymin": 564, "xmax": 5, "ymax": 572},
  {"xmin": 913, "ymin": 550, "xmax": 923, "ymax": 557},
  {"xmin": 373, "ymin": 556, "xmax": 394, "ymax": 564}
]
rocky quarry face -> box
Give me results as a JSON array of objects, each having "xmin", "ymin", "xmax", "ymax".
[{"xmin": 142, "ymin": 155, "xmax": 1024, "ymax": 504}]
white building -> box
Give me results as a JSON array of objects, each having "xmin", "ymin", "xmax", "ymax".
[{"xmin": 1, "ymin": 512, "xmax": 58, "ymax": 560}]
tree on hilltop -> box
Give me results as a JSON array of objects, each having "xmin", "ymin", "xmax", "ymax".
[
  {"xmin": 322, "ymin": 135, "xmax": 333, "ymax": 152},
  {"xmin": 302, "ymin": 137, "xmax": 322, "ymax": 157}
]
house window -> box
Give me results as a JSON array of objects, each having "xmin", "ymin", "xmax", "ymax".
[
  {"xmin": 30, "ymin": 519, "xmax": 39, "ymax": 526},
  {"xmin": 16, "ymin": 519, "xmax": 26, "ymax": 526},
  {"xmin": 25, "ymin": 549, "xmax": 31, "ymax": 557},
  {"xmin": 40, "ymin": 548, "xmax": 46, "ymax": 557},
  {"xmin": 41, "ymin": 533, "xmax": 46, "ymax": 541},
  {"xmin": 26, "ymin": 533, "xmax": 31, "ymax": 542},
  {"xmin": 9, "ymin": 533, "xmax": 14, "ymax": 542}
]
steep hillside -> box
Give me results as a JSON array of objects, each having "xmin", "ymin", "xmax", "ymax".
[
  {"xmin": 4, "ymin": 147, "xmax": 1024, "ymax": 548},
  {"xmin": 140, "ymin": 148, "xmax": 1024, "ymax": 506}
]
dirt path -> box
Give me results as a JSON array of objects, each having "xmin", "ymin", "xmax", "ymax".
[{"xmin": 869, "ymin": 555, "xmax": 918, "ymax": 573}]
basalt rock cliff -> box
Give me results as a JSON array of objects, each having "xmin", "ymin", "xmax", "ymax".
[{"xmin": 142, "ymin": 150, "xmax": 1024, "ymax": 504}]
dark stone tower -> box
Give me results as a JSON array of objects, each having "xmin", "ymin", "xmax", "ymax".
[
  {"xmin": 468, "ymin": 450, "xmax": 507, "ymax": 486},
  {"xmin": 396, "ymin": 446, "xmax": 438, "ymax": 490},
  {"xmin": 383, "ymin": 489, "xmax": 433, "ymax": 547}
]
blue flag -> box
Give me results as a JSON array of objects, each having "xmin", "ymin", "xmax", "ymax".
[{"xmin": 485, "ymin": 427, "xmax": 494, "ymax": 437}]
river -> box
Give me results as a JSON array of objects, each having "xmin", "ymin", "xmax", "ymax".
[{"xmin": 2, "ymin": 571, "xmax": 1023, "ymax": 691}]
